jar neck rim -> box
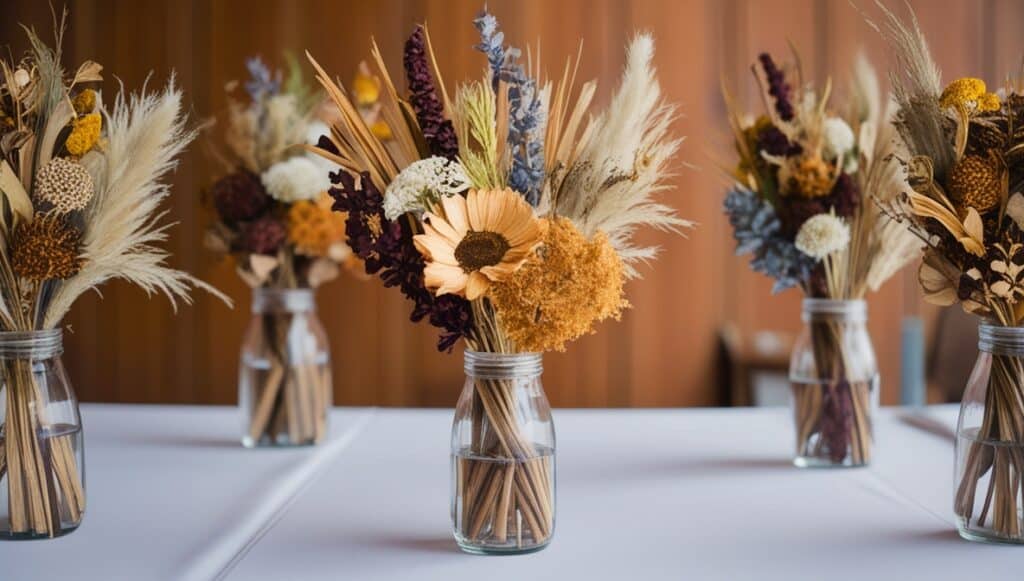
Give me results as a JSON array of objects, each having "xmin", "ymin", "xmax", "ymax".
[
  {"xmin": 252, "ymin": 287, "xmax": 315, "ymax": 313},
  {"xmin": 464, "ymin": 350, "xmax": 543, "ymax": 379},
  {"xmin": 978, "ymin": 323, "xmax": 1024, "ymax": 356},
  {"xmin": 801, "ymin": 298, "xmax": 867, "ymax": 323},
  {"xmin": 0, "ymin": 328, "xmax": 63, "ymax": 359}
]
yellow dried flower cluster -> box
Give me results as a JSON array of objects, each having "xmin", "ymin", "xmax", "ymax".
[
  {"xmin": 65, "ymin": 112, "xmax": 102, "ymax": 156},
  {"xmin": 940, "ymin": 78, "xmax": 1001, "ymax": 113},
  {"xmin": 287, "ymin": 193, "xmax": 347, "ymax": 257},
  {"xmin": 490, "ymin": 217, "xmax": 628, "ymax": 352},
  {"xmin": 72, "ymin": 89, "xmax": 96, "ymax": 115},
  {"xmin": 11, "ymin": 214, "xmax": 84, "ymax": 281}
]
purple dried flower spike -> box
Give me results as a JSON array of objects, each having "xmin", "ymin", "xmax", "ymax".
[
  {"xmin": 329, "ymin": 170, "xmax": 472, "ymax": 351},
  {"xmin": 759, "ymin": 53, "xmax": 794, "ymax": 122},
  {"xmin": 404, "ymin": 26, "xmax": 459, "ymax": 160}
]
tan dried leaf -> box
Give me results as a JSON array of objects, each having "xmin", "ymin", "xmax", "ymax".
[{"xmin": 918, "ymin": 256, "xmax": 958, "ymax": 306}]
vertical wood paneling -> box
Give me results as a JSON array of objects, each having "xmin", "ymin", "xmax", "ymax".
[{"xmin": 0, "ymin": 0, "xmax": 1009, "ymax": 408}]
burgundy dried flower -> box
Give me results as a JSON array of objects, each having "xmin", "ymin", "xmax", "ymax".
[
  {"xmin": 212, "ymin": 171, "xmax": 271, "ymax": 224},
  {"xmin": 404, "ymin": 26, "xmax": 459, "ymax": 160},
  {"xmin": 829, "ymin": 173, "xmax": 860, "ymax": 218},
  {"xmin": 759, "ymin": 53, "xmax": 794, "ymax": 122},
  {"xmin": 329, "ymin": 169, "xmax": 472, "ymax": 351},
  {"xmin": 756, "ymin": 124, "xmax": 801, "ymax": 157},
  {"xmin": 242, "ymin": 216, "xmax": 287, "ymax": 255}
]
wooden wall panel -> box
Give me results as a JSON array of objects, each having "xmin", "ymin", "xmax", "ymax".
[{"xmin": 0, "ymin": 0, "xmax": 1012, "ymax": 408}]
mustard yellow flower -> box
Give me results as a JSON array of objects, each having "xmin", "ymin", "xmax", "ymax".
[
  {"xmin": 940, "ymin": 78, "xmax": 1000, "ymax": 113},
  {"xmin": 72, "ymin": 89, "xmax": 96, "ymax": 115},
  {"xmin": 65, "ymin": 112, "xmax": 102, "ymax": 156},
  {"xmin": 353, "ymin": 63, "xmax": 381, "ymax": 107}
]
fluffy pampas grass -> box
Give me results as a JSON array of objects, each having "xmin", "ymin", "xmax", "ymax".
[
  {"xmin": 553, "ymin": 34, "xmax": 693, "ymax": 278},
  {"xmin": 43, "ymin": 81, "xmax": 229, "ymax": 328}
]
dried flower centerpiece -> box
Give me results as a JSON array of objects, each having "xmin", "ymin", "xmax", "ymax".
[
  {"xmin": 869, "ymin": 4, "xmax": 1024, "ymax": 542},
  {"xmin": 0, "ymin": 19, "xmax": 224, "ymax": 539},
  {"xmin": 309, "ymin": 9, "xmax": 690, "ymax": 553},
  {"xmin": 723, "ymin": 51, "xmax": 919, "ymax": 467},
  {"xmin": 204, "ymin": 57, "xmax": 372, "ymax": 448}
]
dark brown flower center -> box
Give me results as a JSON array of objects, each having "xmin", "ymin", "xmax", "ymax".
[{"xmin": 454, "ymin": 230, "xmax": 510, "ymax": 272}]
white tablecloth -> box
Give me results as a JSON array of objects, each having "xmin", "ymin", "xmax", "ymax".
[
  {"xmin": 3, "ymin": 405, "xmax": 1017, "ymax": 580},
  {"xmin": 0, "ymin": 404, "xmax": 373, "ymax": 581}
]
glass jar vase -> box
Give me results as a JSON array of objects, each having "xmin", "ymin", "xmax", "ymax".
[
  {"xmin": 451, "ymin": 351, "xmax": 555, "ymax": 555},
  {"xmin": 239, "ymin": 287, "xmax": 331, "ymax": 448},
  {"xmin": 955, "ymin": 322, "xmax": 1024, "ymax": 544},
  {"xmin": 0, "ymin": 329, "xmax": 84, "ymax": 540},
  {"xmin": 789, "ymin": 299, "xmax": 878, "ymax": 468}
]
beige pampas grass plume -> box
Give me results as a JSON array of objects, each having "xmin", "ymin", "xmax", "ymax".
[
  {"xmin": 44, "ymin": 80, "xmax": 229, "ymax": 328},
  {"xmin": 553, "ymin": 33, "xmax": 693, "ymax": 278}
]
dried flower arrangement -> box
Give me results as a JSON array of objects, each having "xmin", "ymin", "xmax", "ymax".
[
  {"xmin": 0, "ymin": 18, "xmax": 224, "ymax": 537},
  {"xmin": 867, "ymin": 4, "xmax": 1024, "ymax": 540},
  {"xmin": 308, "ymin": 9, "xmax": 690, "ymax": 551},
  {"xmin": 723, "ymin": 51, "xmax": 919, "ymax": 465},
  {"xmin": 204, "ymin": 57, "xmax": 374, "ymax": 447}
]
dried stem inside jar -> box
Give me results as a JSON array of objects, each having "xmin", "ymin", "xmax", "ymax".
[
  {"xmin": 245, "ymin": 311, "xmax": 329, "ymax": 446},
  {"xmin": 791, "ymin": 318, "xmax": 873, "ymax": 465},
  {"xmin": 2, "ymin": 357, "xmax": 84, "ymax": 537},
  {"xmin": 955, "ymin": 353, "xmax": 1024, "ymax": 539},
  {"xmin": 454, "ymin": 376, "xmax": 553, "ymax": 550}
]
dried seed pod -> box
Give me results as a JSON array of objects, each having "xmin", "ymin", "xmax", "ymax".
[
  {"xmin": 35, "ymin": 157, "xmax": 95, "ymax": 213},
  {"xmin": 11, "ymin": 214, "xmax": 84, "ymax": 281},
  {"xmin": 949, "ymin": 152, "xmax": 1003, "ymax": 213}
]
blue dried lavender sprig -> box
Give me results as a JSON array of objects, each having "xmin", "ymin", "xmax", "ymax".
[
  {"xmin": 724, "ymin": 188, "xmax": 816, "ymax": 294},
  {"xmin": 245, "ymin": 57, "xmax": 281, "ymax": 102},
  {"xmin": 473, "ymin": 10, "xmax": 545, "ymax": 207}
]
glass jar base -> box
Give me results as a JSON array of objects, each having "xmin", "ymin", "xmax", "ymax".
[
  {"xmin": 0, "ymin": 524, "xmax": 80, "ymax": 541},
  {"xmin": 957, "ymin": 522, "xmax": 1024, "ymax": 545},
  {"xmin": 455, "ymin": 538, "xmax": 551, "ymax": 555},
  {"xmin": 793, "ymin": 455, "xmax": 868, "ymax": 469},
  {"xmin": 241, "ymin": 435, "xmax": 320, "ymax": 448}
]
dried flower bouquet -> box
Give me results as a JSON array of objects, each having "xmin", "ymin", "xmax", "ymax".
[
  {"xmin": 869, "ymin": 4, "xmax": 1024, "ymax": 540},
  {"xmin": 723, "ymin": 50, "xmax": 919, "ymax": 466},
  {"xmin": 0, "ymin": 18, "xmax": 224, "ymax": 538},
  {"xmin": 309, "ymin": 9, "xmax": 690, "ymax": 551},
  {"xmin": 204, "ymin": 57, "xmax": 371, "ymax": 446}
]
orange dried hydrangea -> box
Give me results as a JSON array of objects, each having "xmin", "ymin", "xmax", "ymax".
[
  {"xmin": 286, "ymin": 193, "xmax": 347, "ymax": 257},
  {"xmin": 490, "ymin": 217, "xmax": 628, "ymax": 352}
]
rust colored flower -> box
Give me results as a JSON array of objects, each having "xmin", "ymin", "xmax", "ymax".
[
  {"xmin": 11, "ymin": 214, "xmax": 84, "ymax": 281},
  {"xmin": 287, "ymin": 193, "xmax": 347, "ymax": 257},
  {"xmin": 490, "ymin": 217, "xmax": 628, "ymax": 352}
]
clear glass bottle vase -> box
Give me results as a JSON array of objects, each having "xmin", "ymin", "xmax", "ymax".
[
  {"xmin": 0, "ymin": 329, "xmax": 84, "ymax": 540},
  {"xmin": 955, "ymin": 322, "xmax": 1024, "ymax": 544},
  {"xmin": 451, "ymin": 351, "xmax": 555, "ymax": 555},
  {"xmin": 239, "ymin": 287, "xmax": 331, "ymax": 448},
  {"xmin": 789, "ymin": 299, "xmax": 878, "ymax": 468}
]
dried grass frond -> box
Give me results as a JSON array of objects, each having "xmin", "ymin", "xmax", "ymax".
[
  {"xmin": 864, "ymin": 1, "xmax": 954, "ymax": 180},
  {"xmin": 452, "ymin": 78, "xmax": 504, "ymax": 189},
  {"xmin": 44, "ymin": 80, "xmax": 229, "ymax": 327},
  {"xmin": 306, "ymin": 52, "xmax": 404, "ymax": 191},
  {"xmin": 553, "ymin": 33, "xmax": 692, "ymax": 278}
]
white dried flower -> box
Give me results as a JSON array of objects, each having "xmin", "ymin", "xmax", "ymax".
[
  {"xmin": 794, "ymin": 212, "xmax": 850, "ymax": 259},
  {"xmin": 823, "ymin": 117, "xmax": 856, "ymax": 163},
  {"xmin": 261, "ymin": 156, "xmax": 329, "ymax": 203},
  {"xmin": 383, "ymin": 156, "xmax": 470, "ymax": 220},
  {"xmin": 304, "ymin": 120, "xmax": 339, "ymax": 179}
]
